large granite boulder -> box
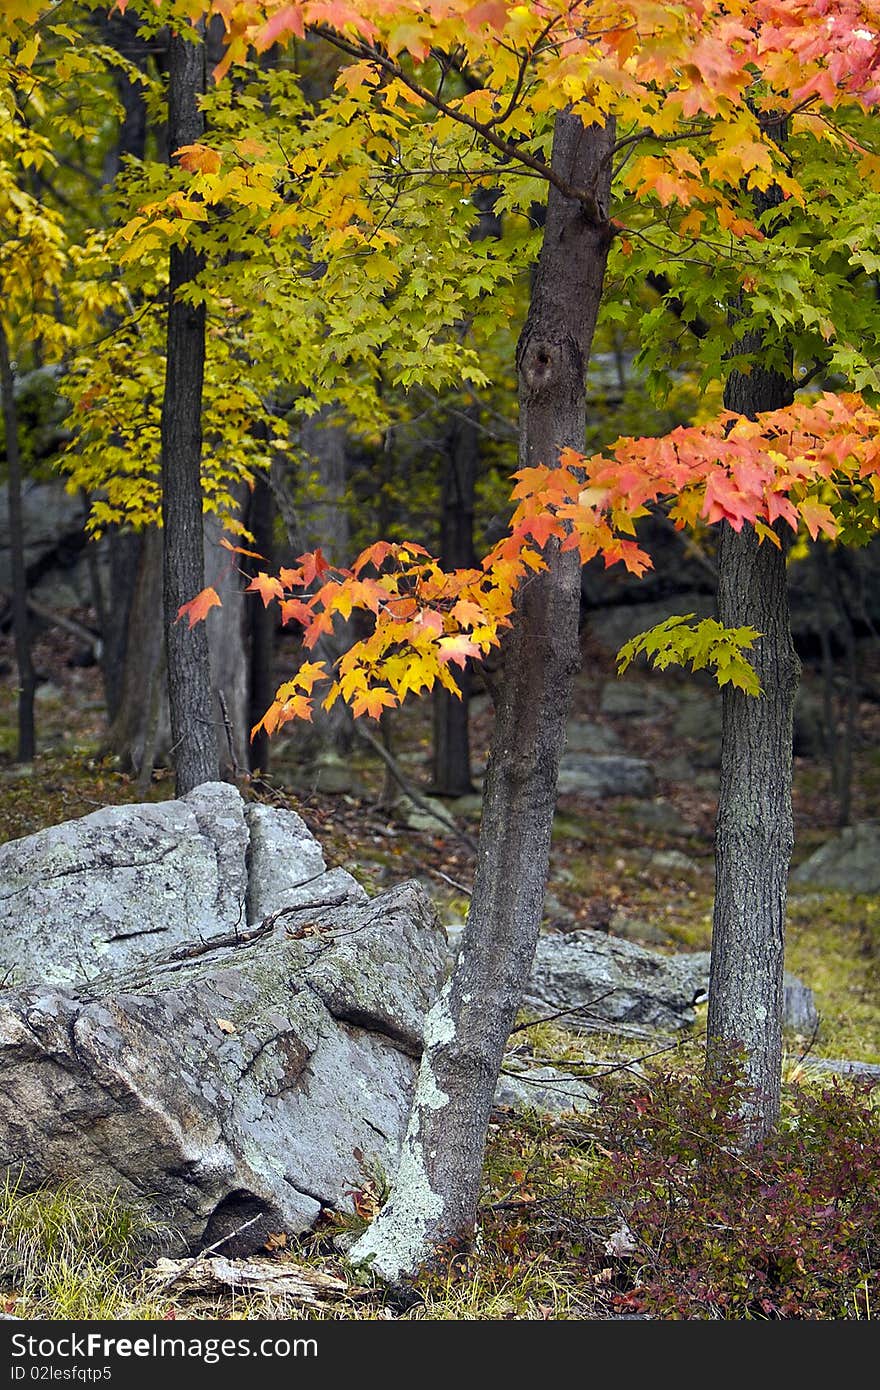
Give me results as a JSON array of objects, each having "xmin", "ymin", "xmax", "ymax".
[
  {"xmin": 0, "ymin": 881, "xmax": 446, "ymax": 1256},
  {"xmin": 790, "ymin": 823, "xmax": 880, "ymax": 895},
  {"xmin": 0, "ymin": 784, "xmax": 364, "ymax": 987}
]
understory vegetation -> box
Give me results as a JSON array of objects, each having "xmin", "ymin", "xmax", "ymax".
[
  {"xmin": 1, "ymin": 629, "xmax": 878, "ymax": 1320},
  {"xmin": 2, "ymin": 1067, "xmax": 877, "ymax": 1321}
]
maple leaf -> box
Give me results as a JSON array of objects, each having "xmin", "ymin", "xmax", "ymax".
[
  {"xmin": 219, "ymin": 537, "xmax": 265, "ymax": 560},
  {"xmin": 280, "ymin": 597, "xmax": 314, "ymax": 627},
  {"xmin": 800, "ymin": 499, "xmax": 838, "ymax": 541},
  {"xmin": 437, "ymin": 635, "xmax": 481, "ymax": 668},
  {"xmin": 414, "ymin": 608, "xmax": 444, "ymax": 637},
  {"xmin": 352, "ymin": 686, "xmax": 398, "ymax": 719},
  {"xmin": 298, "ymin": 549, "xmax": 331, "ymax": 585},
  {"xmin": 247, "ymin": 571, "xmax": 285, "ymax": 606},
  {"xmin": 176, "ymin": 586, "xmax": 222, "ymax": 628},
  {"xmin": 175, "ymin": 143, "xmax": 222, "ymax": 175},
  {"xmin": 293, "ymin": 660, "xmax": 328, "ymax": 693},
  {"xmin": 464, "ymin": 1, "xmax": 509, "ymax": 33},
  {"xmin": 251, "ymin": 692, "xmax": 312, "ymax": 739},
  {"xmin": 352, "ymin": 540, "xmax": 395, "ymax": 574},
  {"xmin": 450, "ymin": 597, "xmax": 488, "ymax": 628}
]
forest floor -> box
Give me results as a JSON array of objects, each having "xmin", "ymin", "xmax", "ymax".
[{"xmin": 1, "ymin": 616, "xmax": 879, "ymax": 1319}]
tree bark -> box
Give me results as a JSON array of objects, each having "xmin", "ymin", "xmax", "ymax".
[
  {"xmin": 204, "ymin": 495, "xmax": 250, "ymax": 777},
  {"xmin": 431, "ymin": 407, "xmax": 478, "ymax": 796},
  {"xmin": 161, "ymin": 28, "xmax": 219, "ymax": 795},
  {"xmin": 0, "ymin": 324, "xmax": 36, "ymax": 761},
  {"xmin": 349, "ymin": 114, "xmax": 614, "ymax": 1281},
  {"xmin": 708, "ymin": 358, "xmax": 799, "ymax": 1139},
  {"xmin": 106, "ymin": 525, "xmax": 169, "ymax": 773},
  {"xmin": 300, "ymin": 411, "xmax": 355, "ymax": 755},
  {"xmin": 245, "ymin": 472, "xmax": 276, "ymax": 774}
]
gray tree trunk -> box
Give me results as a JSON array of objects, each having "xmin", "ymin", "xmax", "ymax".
[
  {"xmin": 106, "ymin": 526, "xmax": 169, "ymax": 774},
  {"xmin": 349, "ymin": 114, "xmax": 614, "ymax": 1281},
  {"xmin": 708, "ymin": 359, "xmax": 799, "ymax": 1139},
  {"xmin": 432, "ymin": 407, "xmax": 478, "ymax": 797},
  {"xmin": 0, "ymin": 324, "xmax": 36, "ymax": 761},
  {"xmin": 204, "ymin": 497, "xmax": 249, "ymax": 777},
  {"xmin": 245, "ymin": 472, "xmax": 276, "ymax": 774},
  {"xmin": 161, "ymin": 29, "xmax": 219, "ymax": 795},
  {"xmin": 300, "ymin": 411, "xmax": 355, "ymax": 755},
  {"xmin": 97, "ymin": 6, "xmax": 151, "ymax": 725}
]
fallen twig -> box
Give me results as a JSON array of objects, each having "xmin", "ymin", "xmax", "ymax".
[{"xmin": 148, "ymin": 1253, "xmax": 354, "ymax": 1304}]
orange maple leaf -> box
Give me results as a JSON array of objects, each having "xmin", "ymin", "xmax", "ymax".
[
  {"xmin": 352, "ymin": 540, "xmax": 395, "ymax": 575},
  {"xmin": 298, "ymin": 549, "xmax": 330, "ymax": 586},
  {"xmin": 175, "ymin": 143, "xmax": 222, "ymax": 175},
  {"xmin": 176, "ymin": 586, "xmax": 222, "ymax": 628},
  {"xmin": 219, "ymin": 537, "xmax": 266, "ymax": 560},
  {"xmin": 352, "ymin": 687, "xmax": 397, "ymax": 719},
  {"xmin": 247, "ymin": 571, "xmax": 285, "ymax": 606},
  {"xmin": 280, "ymin": 597, "xmax": 314, "ymax": 627}
]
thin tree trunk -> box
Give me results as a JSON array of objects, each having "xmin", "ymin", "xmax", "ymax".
[
  {"xmin": 0, "ymin": 324, "xmax": 36, "ymax": 761},
  {"xmin": 204, "ymin": 493, "xmax": 250, "ymax": 777},
  {"xmin": 300, "ymin": 411, "xmax": 354, "ymax": 755},
  {"xmin": 708, "ymin": 358, "xmax": 799, "ymax": 1139},
  {"xmin": 246, "ymin": 472, "xmax": 275, "ymax": 774},
  {"xmin": 432, "ymin": 407, "xmax": 477, "ymax": 797},
  {"xmin": 107, "ymin": 525, "xmax": 169, "ymax": 773},
  {"xmin": 349, "ymin": 114, "xmax": 614, "ymax": 1281},
  {"xmin": 161, "ymin": 28, "xmax": 218, "ymax": 795}
]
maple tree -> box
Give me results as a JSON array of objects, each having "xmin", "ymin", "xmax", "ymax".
[
  {"xmin": 118, "ymin": 0, "xmax": 880, "ymax": 1279},
  {"xmin": 8, "ymin": 0, "xmax": 880, "ymax": 1279}
]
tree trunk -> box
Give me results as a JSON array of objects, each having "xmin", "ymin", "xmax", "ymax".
[
  {"xmin": 161, "ymin": 29, "xmax": 218, "ymax": 795},
  {"xmin": 0, "ymin": 324, "xmax": 36, "ymax": 761},
  {"xmin": 300, "ymin": 411, "xmax": 354, "ymax": 755},
  {"xmin": 432, "ymin": 407, "xmax": 478, "ymax": 796},
  {"xmin": 204, "ymin": 495, "xmax": 250, "ymax": 777},
  {"xmin": 246, "ymin": 472, "xmax": 276, "ymax": 774},
  {"xmin": 349, "ymin": 114, "xmax": 614, "ymax": 1281},
  {"xmin": 106, "ymin": 525, "xmax": 169, "ymax": 773},
  {"xmin": 708, "ymin": 360, "xmax": 799, "ymax": 1139}
]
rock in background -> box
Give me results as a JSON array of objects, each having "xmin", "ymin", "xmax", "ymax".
[{"xmin": 791, "ymin": 823, "xmax": 880, "ymax": 895}]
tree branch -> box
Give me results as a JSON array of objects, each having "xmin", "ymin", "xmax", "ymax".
[{"xmin": 311, "ymin": 26, "xmax": 607, "ymax": 223}]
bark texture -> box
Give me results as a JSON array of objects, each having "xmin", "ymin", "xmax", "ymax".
[
  {"xmin": 349, "ymin": 114, "xmax": 614, "ymax": 1281},
  {"xmin": 0, "ymin": 324, "xmax": 36, "ymax": 761},
  {"xmin": 245, "ymin": 473, "xmax": 276, "ymax": 774},
  {"xmin": 432, "ymin": 408, "xmax": 478, "ymax": 796},
  {"xmin": 300, "ymin": 412, "xmax": 355, "ymax": 755},
  {"xmin": 708, "ymin": 360, "xmax": 799, "ymax": 1138},
  {"xmin": 107, "ymin": 526, "xmax": 168, "ymax": 773},
  {"xmin": 161, "ymin": 30, "xmax": 219, "ymax": 795},
  {"xmin": 205, "ymin": 496, "xmax": 250, "ymax": 777}
]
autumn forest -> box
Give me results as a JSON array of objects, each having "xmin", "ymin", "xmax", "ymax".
[{"xmin": 1, "ymin": 0, "xmax": 880, "ymax": 1325}]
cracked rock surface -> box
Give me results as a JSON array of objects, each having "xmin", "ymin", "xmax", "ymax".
[
  {"xmin": 0, "ymin": 784, "xmax": 364, "ymax": 987},
  {"xmin": 0, "ymin": 880, "xmax": 447, "ymax": 1255}
]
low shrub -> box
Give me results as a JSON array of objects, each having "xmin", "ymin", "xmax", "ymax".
[{"xmin": 589, "ymin": 1065, "xmax": 880, "ymax": 1318}]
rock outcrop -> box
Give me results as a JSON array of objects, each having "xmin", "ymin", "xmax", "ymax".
[
  {"xmin": 0, "ymin": 784, "xmax": 364, "ymax": 987},
  {"xmin": 0, "ymin": 881, "xmax": 446, "ymax": 1256}
]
